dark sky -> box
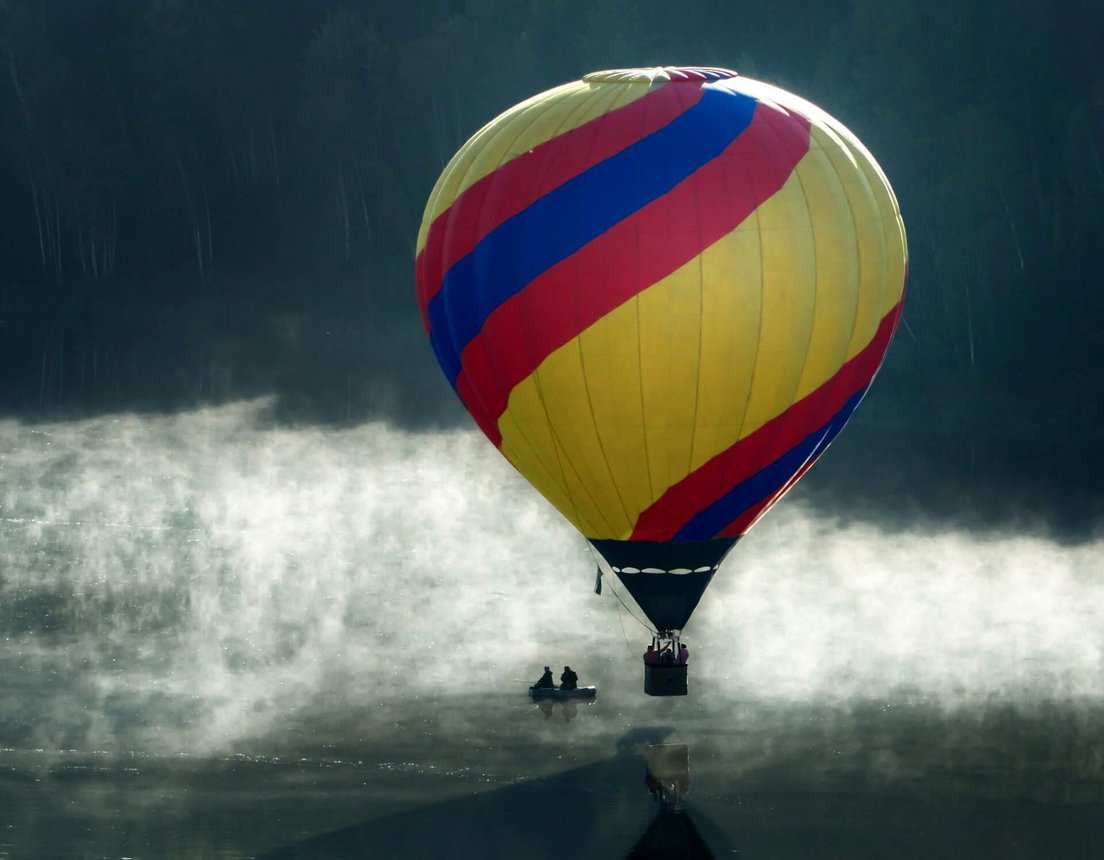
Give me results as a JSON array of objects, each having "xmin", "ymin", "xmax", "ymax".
[{"xmin": 0, "ymin": 0, "xmax": 1102, "ymax": 538}]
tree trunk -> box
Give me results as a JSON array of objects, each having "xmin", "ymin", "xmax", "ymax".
[
  {"xmin": 353, "ymin": 160, "xmax": 373, "ymax": 247},
  {"xmin": 193, "ymin": 225, "xmax": 205, "ymax": 284},
  {"xmin": 30, "ymin": 178, "xmax": 47, "ymax": 272},
  {"xmin": 107, "ymin": 196, "xmax": 117, "ymax": 277},
  {"xmin": 338, "ymin": 167, "xmax": 351, "ymax": 261},
  {"xmin": 53, "ymin": 199, "xmax": 62, "ymax": 278},
  {"xmin": 247, "ymin": 117, "xmax": 257, "ymax": 181},
  {"xmin": 269, "ymin": 113, "xmax": 281, "ymax": 188},
  {"xmin": 204, "ymin": 190, "xmax": 213, "ymax": 269},
  {"xmin": 78, "ymin": 222, "xmax": 89, "ymax": 279},
  {"xmin": 5, "ymin": 44, "xmax": 26, "ymax": 106},
  {"xmin": 177, "ymin": 157, "xmax": 206, "ymax": 286},
  {"xmin": 39, "ymin": 348, "xmax": 48, "ymax": 405},
  {"xmin": 997, "ymin": 188, "xmax": 1026, "ymax": 272}
]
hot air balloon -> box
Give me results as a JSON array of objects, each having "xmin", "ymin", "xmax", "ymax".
[{"xmin": 415, "ymin": 67, "xmax": 907, "ymax": 695}]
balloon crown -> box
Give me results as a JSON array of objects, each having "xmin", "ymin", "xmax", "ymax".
[{"xmin": 583, "ymin": 67, "xmax": 738, "ymax": 84}]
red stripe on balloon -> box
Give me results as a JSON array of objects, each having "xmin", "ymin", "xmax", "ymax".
[
  {"xmin": 455, "ymin": 103, "xmax": 812, "ymax": 447},
  {"xmin": 714, "ymin": 447, "xmax": 819, "ymax": 539},
  {"xmin": 713, "ymin": 269, "xmax": 907, "ymax": 539},
  {"xmin": 415, "ymin": 83, "xmax": 703, "ymax": 330},
  {"xmin": 631, "ymin": 301, "xmax": 903, "ymax": 541}
]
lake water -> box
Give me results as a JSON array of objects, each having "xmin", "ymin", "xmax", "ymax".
[
  {"xmin": 2, "ymin": 401, "xmax": 1103, "ymax": 857},
  {"xmin": 6, "ymin": 694, "xmax": 1104, "ymax": 857}
]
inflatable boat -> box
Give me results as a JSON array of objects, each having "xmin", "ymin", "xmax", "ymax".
[{"xmin": 528, "ymin": 685, "xmax": 597, "ymax": 700}]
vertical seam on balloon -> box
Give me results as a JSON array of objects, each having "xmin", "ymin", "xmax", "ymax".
[
  {"xmin": 854, "ymin": 139, "xmax": 891, "ymax": 344},
  {"xmin": 456, "ymin": 97, "xmax": 560, "ymax": 444},
  {"xmin": 732, "ymin": 103, "xmax": 768, "ymax": 460},
  {"xmin": 843, "ymin": 131, "xmax": 888, "ymax": 358},
  {"xmin": 511, "ymin": 87, "xmax": 621, "ymax": 534},
  {"xmin": 548, "ymin": 85, "xmax": 639, "ymax": 536},
  {"xmin": 520, "ymin": 83, "xmax": 633, "ymax": 538},
  {"xmin": 686, "ymin": 89, "xmax": 708, "ymax": 488},
  {"xmin": 433, "ymin": 103, "xmax": 535, "ymax": 405},
  {"xmin": 810, "ymin": 126, "xmax": 862, "ymax": 396},
  {"xmin": 457, "ymin": 93, "xmax": 593, "ymax": 517},
  {"xmin": 635, "ymin": 257, "xmax": 655, "ymax": 508},
  {"xmin": 510, "ymin": 86, "xmax": 612, "ymax": 477},
  {"xmin": 631, "ymin": 86, "xmax": 659, "ymax": 510},
  {"xmin": 821, "ymin": 125, "xmax": 861, "ymax": 397},
  {"xmin": 855, "ymin": 137, "xmax": 899, "ymax": 347},
  {"xmin": 825, "ymin": 125, "xmax": 866, "ymax": 374},
  {"xmin": 761, "ymin": 105, "xmax": 820, "ymax": 495},
  {"xmin": 566, "ymin": 83, "xmax": 666, "ymax": 536},
  {"xmin": 637, "ymin": 81, "xmax": 695, "ymax": 514},
  {"xmin": 791, "ymin": 140, "xmax": 820, "ymax": 413},
  {"xmin": 697, "ymin": 107, "xmax": 819, "ymax": 542},
  {"xmin": 768, "ymin": 121, "xmax": 869, "ymax": 512}
]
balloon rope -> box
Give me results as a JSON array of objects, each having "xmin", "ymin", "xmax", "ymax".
[
  {"xmin": 587, "ymin": 543, "xmax": 653, "ymax": 634},
  {"xmin": 614, "ymin": 596, "xmax": 637, "ymax": 658},
  {"xmin": 609, "ymin": 579, "xmax": 653, "ymax": 633}
]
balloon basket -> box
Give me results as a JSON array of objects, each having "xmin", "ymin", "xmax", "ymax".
[{"xmin": 644, "ymin": 664, "xmax": 688, "ymax": 696}]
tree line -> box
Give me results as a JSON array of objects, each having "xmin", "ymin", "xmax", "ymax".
[{"xmin": 0, "ymin": 0, "xmax": 1101, "ymax": 529}]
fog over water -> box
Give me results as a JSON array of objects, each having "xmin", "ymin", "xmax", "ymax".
[{"xmin": 2, "ymin": 398, "xmax": 1102, "ymax": 765}]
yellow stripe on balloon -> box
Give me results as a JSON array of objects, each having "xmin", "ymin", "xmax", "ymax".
[
  {"xmin": 787, "ymin": 133, "xmax": 861, "ymax": 401},
  {"xmin": 850, "ymin": 133, "xmax": 908, "ymax": 326},
  {"xmin": 415, "ymin": 80, "xmax": 660, "ymax": 257},
  {"xmin": 736, "ymin": 160, "xmax": 818, "ymax": 436},
  {"xmin": 499, "ymin": 344, "xmax": 631, "ymax": 538},
  {"xmin": 685, "ymin": 223, "xmax": 764, "ymax": 472}
]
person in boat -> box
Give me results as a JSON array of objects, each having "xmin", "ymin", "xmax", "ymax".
[
  {"xmin": 534, "ymin": 666, "xmax": 555, "ymax": 689},
  {"xmin": 676, "ymin": 644, "xmax": 689, "ymax": 666},
  {"xmin": 643, "ymin": 644, "xmax": 661, "ymax": 666},
  {"xmin": 560, "ymin": 666, "xmax": 578, "ymax": 690}
]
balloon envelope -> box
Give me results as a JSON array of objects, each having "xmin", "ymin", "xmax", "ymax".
[{"xmin": 416, "ymin": 67, "xmax": 907, "ymax": 631}]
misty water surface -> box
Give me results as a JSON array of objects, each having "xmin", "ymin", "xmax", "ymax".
[{"xmin": 2, "ymin": 400, "xmax": 1104, "ymax": 857}]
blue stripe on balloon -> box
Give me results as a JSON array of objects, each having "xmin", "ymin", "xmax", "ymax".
[
  {"xmin": 673, "ymin": 388, "xmax": 868, "ymax": 541},
  {"xmin": 426, "ymin": 85, "xmax": 759, "ymax": 385}
]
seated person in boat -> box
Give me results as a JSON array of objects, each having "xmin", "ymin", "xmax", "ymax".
[
  {"xmin": 560, "ymin": 666, "xmax": 578, "ymax": 690},
  {"xmin": 534, "ymin": 666, "xmax": 555, "ymax": 689}
]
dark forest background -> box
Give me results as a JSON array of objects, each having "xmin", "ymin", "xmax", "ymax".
[{"xmin": 1, "ymin": 0, "xmax": 1102, "ymax": 536}]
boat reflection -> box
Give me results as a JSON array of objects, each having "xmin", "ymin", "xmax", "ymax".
[{"xmin": 534, "ymin": 699, "xmax": 589, "ymax": 721}]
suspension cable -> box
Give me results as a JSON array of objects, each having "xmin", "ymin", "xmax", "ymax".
[{"xmin": 587, "ymin": 543, "xmax": 654, "ymax": 634}]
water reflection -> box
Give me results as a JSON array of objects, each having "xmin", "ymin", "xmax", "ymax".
[
  {"xmin": 629, "ymin": 743, "xmax": 717, "ymax": 859},
  {"xmin": 627, "ymin": 811, "xmax": 714, "ymax": 860},
  {"xmin": 6, "ymin": 697, "xmax": 1104, "ymax": 857},
  {"xmin": 258, "ymin": 735, "xmax": 729, "ymax": 859},
  {"xmin": 534, "ymin": 700, "xmax": 589, "ymax": 722}
]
